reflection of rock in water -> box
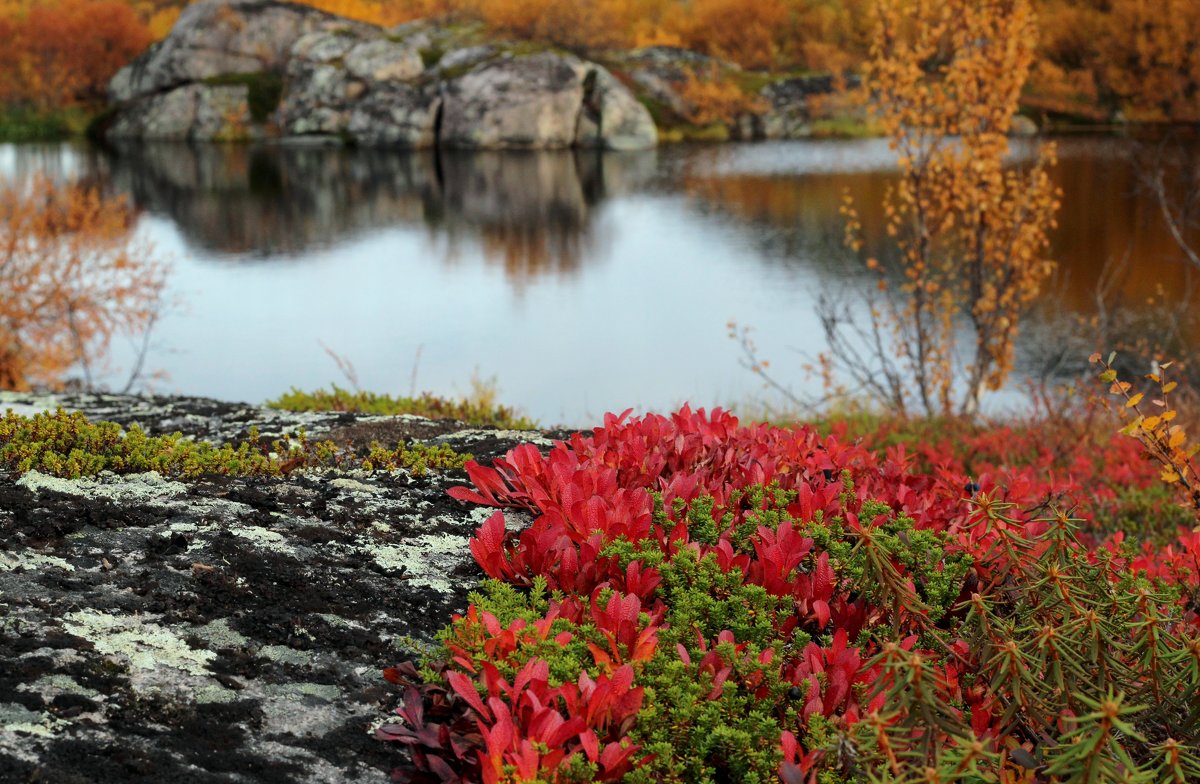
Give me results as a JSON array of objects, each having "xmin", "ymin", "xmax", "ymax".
[
  {"xmin": 104, "ymin": 143, "xmax": 437, "ymax": 256},
  {"xmin": 102, "ymin": 144, "xmax": 656, "ymax": 282}
]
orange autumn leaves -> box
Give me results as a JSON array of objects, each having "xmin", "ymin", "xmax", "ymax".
[
  {"xmin": 0, "ymin": 0, "xmax": 153, "ymax": 113},
  {"xmin": 841, "ymin": 0, "xmax": 1059, "ymax": 417},
  {"xmin": 2, "ymin": 0, "xmax": 1196, "ymax": 122},
  {"xmin": 0, "ymin": 177, "xmax": 166, "ymax": 390}
]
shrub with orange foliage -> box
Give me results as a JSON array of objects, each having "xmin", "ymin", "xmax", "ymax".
[
  {"xmin": 1102, "ymin": 0, "xmax": 1200, "ymax": 122},
  {"xmin": 0, "ymin": 0, "xmax": 152, "ymax": 112},
  {"xmin": 837, "ymin": 0, "xmax": 1060, "ymax": 417},
  {"xmin": 299, "ymin": 0, "xmax": 450, "ymax": 27},
  {"xmin": 0, "ymin": 177, "xmax": 167, "ymax": 391},
  {"xmin": 666, "ymin": 0, "xmax": 794, "ymax": 70},
  {"xmin": 675, "ymin": 65, "xmax": 767, "ymax": 127}
]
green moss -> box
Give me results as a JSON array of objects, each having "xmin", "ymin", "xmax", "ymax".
[
  {"xmin": 807, "ymin": 116, "xmax": 880, "ymax": 139},
  {"xmin": 202, "ymin": 72, "xmax": 284, "ymax": 124},
  {"xmin": 0, "ymin": 408, "xmax": 471, "ymax": 480},
  {"xmin": 0, "ymin": 108, "xmax": 90, "ymax": 142},
  {"xmin": 418, "ymin": 45, "xmax": 445, "ymax": 69},
  {"xmin": 267, "ymin": 384, "xmax": 536, "ymax": 430}
]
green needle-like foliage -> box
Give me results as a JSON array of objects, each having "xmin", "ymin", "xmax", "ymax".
[{"xmin": 0, "ymin": 409, "xmax": 470, "ymax": 479}]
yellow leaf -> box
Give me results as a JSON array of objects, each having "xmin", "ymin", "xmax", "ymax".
[
  {"xmin": 1169, "ymin": 428, "xmax": 1187, "ymax": 449},
  {"xmin": 1126, "ymin": 393, "xmax": 1144, "ymax": 408},
  {"xmin": 1161, "ymin": 468, "xmax": 1181, "ymax": 483},
  {"xmin": 1143, "ymin": 416, "xmax": 1161, "ymax": 431},
  {"xmin": 1162, "ymin": 381, "xmax": 1178, "ymax": 394},
  {"xmin": 1099, "ymin": 369, "xmax": 1117, "ymax": 383}
]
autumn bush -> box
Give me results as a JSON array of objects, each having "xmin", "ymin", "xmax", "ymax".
[
  {"xmin": 377, "ymin": 404, "xmax": 1200, "ymax": 782},
  {"xmin": 0, "ymin": 176, "xmax": 166, "ymax": 391},
  {"xmin": 0, "ymin": 0, "xmax": 152, "ymax": 120}
]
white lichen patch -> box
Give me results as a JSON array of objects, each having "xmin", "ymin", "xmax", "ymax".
[
  {"xmin": 258, "ymin": 645, "xmax": 313, "ymax": 667},
  {"xmin": 61, "ymin": 610, "xmax": 216, "ymax": 675},
  {"xmin": 0, "ymin": 551, "xmax": 76, "ymax": 572},
  {"xmin": 193, "ymin": 617, "xmax": 250, "ymax": 648},
  {"xmin": 0, "ymin": 393, "xmax": 70, "ymax": 418},
  {"xmin": 227, "ymin": 524, "xmax": 297, "ymax": 555},
  {"xmin": 17, "ymin": 471, "xmax": 188, "ymax": 505},
  {"xmin": 329, "ymin": 478, "xmax": 381, "ymax": 495},
  {"xmin": 0, "ymin": 703, "xmax": 68, "ymax": 738},
  {"xmin": 435, "ymin": 428, "xmax": 556, "ymax": 448},
  {"xmin": 364, "ymin": 533, "xmax": 471, "ymax": 593},
  {"xmin": 314, "ymin": 613, "xmax": 365, "ymax": 630},
  {"xmin": 194, "ymin": 683, "xmax": 240, "ymax": 704},
  {"xmin": 18, "ymin": 674, "xmax": 100, "ymax": 701}
]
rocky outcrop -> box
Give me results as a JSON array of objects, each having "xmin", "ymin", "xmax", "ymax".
[
  {"xmin": 105, "ymin": 0, "xmax": 657, "ymax": 151},
  {"xmin": 0, "ymin": 391, "xmax": 566, "ymax": 783},
  {"xmin": 608, "ymin": 46, "xmax": 858, "ymax": 141},
  {"xmin": 109, "ymin": 0, "xmax": 372, "ymax": 104}
]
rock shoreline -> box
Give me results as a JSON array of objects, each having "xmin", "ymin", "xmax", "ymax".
[
  {"xmin": 102, "ymin": 0, "xmax": 851, "ymax": 149},
  {"xmin": 0, "ymin": 391, "xmax": 555, "ymax": 783}
]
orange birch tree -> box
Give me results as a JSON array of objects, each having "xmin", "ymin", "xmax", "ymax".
[{"xmin": 838, "ymin": 0, "xmax": 1060, "ymax": 417}]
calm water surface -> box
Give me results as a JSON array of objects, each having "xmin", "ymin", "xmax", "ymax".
[{"xmin": 1, "ymin": 137, "xmax": 1196, "ymax": 425}]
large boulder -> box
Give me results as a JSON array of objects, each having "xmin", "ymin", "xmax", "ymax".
[
  {"xmin": 278, "ymin": 30, "xmax": 439, "ymax": 147},
  {"xmin": 440, "ymin": 53, "xmax": 656, "ymax": 151},
  {"xmin": 107, "ymin": 83, "xmax": 264, "ymax": 142},
  {"xmin": 576, "ymin": 67, "xmax": 659, "ymax": 151},
  {"xmin": 109, "ymin": 0, "xmax": 368, "ymax": 103},
  {"xmin": 440, "ymin": 52, "xmax": 587, "ymax": 150},
  {"xmin": 105, "ymin": 1, "xmax": 655, "ymax": 149}
]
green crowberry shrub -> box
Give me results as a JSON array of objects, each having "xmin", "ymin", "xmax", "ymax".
[{"xmin": 0, "ymin": 409, "xmax": 470, "ymax": 479}]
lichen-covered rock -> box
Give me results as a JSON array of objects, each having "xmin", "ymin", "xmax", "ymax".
[
  {"xmin": 576, "ymin": 67, "xmax": 659, "ymax": 151},
  {"xmin": 0, "ymin": 390, "xmax": 563, "ymax": 783},
  {"xmin": 440, "ymin": 52, "xmax": 587, "ymax": 150},
  {"xmin": 279, "ymin": 30, "xmax": 438, "ymax": 147},
  {"xmin": 344, "ymin": 85, "xmax": 442, "ymax": 148},
  {"xmin": 345, "ymin": 39, "xmax": 425, "ymax": 83},
  {"xmin": 109, "ymin": 0, "xmax": 367, "ymax": 103},
  {"xmin": 758, "ymin": 74, "xmax": 859, "ymax": 139},
  {"xmin": 106, "ymin": 83, "xmax": 261, "ymax": 142},
  {"xmin": 106, "ymin": 2, "xmax": 655, "ymax": 150}
]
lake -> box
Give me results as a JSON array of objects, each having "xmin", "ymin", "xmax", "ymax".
[{"xmin": 2, "ymin": 135, "xmax": 1197, "ymax": 426}]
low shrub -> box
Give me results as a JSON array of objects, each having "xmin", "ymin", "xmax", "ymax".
[
  {"xmin": 0, "ymin": 408, "xmax": 470, "ymax": 479},
  {"xmin": 267, "ymin": 384, "xmax": 536, "ymax": 430},
  {"xmin": 379, "ymin": 406, "xmax": 1200, "ymax": 782}
]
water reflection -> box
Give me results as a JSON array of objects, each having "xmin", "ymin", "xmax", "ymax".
[
  {"xmin": 676, "ymin": 136, "xmax": 1200, "ymax": 311},
  {"xmin": 2, "ymin": 135, "xmax": 1197, "ymax": 423},
  {"xmin": 101, "ymin": 143, "xmax": 657, "ymax": 283}
]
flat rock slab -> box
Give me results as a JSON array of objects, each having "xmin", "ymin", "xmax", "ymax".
[{"xmin": 0, "ymin": 392, "xmax": 560, "ymax": 783}]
